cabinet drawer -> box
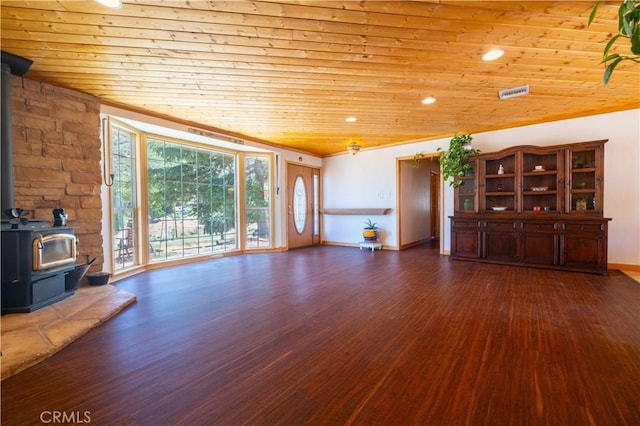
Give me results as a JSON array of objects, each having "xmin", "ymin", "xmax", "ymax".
[
  {"xmin": 563, "ymin": 223, "xmax": 604, "ymax": 234},
  {"xmin": 486, "ymin": 221, "xmax": 516, "ymax": 231},
  {"xmin": 453, "ymin": 220, "xmax": 481, "ymax": 229},
  {"xmin": 522, "ymin": 222, "xmax": 557, "ymax": 232}
]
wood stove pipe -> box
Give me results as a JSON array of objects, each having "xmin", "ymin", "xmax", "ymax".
[{"xmin": 1, "ymin": 51, "xmax": 33, "ymax": 216}]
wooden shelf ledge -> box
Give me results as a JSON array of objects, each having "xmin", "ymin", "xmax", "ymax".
[{"xmin": 322, "ymin": 208, "xmax": 391, "ymax": 215}]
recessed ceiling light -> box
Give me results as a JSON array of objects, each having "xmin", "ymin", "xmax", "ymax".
[
  {"xmin": 482, "ymin": 49, "xmax": 504, "ymax": 61},
  {"xmin": 345, "ymin": 117, "xmax": 357, "ymax": 123},
  {"xmin": 421, "ymin": 97, "xmax": 437, "ymax": 105},
  {"xmin": 94, "ymin": 0, "xmax": 123, "ymax": 8}
]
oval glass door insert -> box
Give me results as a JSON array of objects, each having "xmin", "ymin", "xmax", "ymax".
[{"xmin": 293, "ymin": 175, "xmax": 307, "ymax": 233}]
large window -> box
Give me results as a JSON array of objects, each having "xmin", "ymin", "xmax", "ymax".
[
  {"xmin": 146, "ymin": 138, "xmax": 238, "ymax": 262},
  {"xmin": 244, "ymin": 154, "xmax": 271, "ymax": 248},
  {"xmin": 111, "ymin": 126, "xmax": 138, "ymax": 271},
  {"xmin": 109, "ymin": 119, "xmax": 272, "ymax": 272}
]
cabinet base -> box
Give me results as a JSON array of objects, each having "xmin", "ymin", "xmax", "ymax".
[{"xmin": 450, "ymin": 255, "xmax": 608, "ymax": 275}]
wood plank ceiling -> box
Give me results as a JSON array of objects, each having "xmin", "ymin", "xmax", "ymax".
[{"xmin": 1, "ymin": 1, "xmax": 638, "ymax": 156}]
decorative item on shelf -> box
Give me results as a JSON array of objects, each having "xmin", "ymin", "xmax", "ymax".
[
  {"xmin": 498, "ymin": 164, "xmax": 504, "ymax": 174},
  {"xmin": 572, "ymin": 156, "xmax": 584, "ymax": 168},
  {"xmin": 497, "ymin": 184, "xmax": 503, "ymax": 192},
  {"xmin": 463, "ymin": 198, "xmax": 474, "ymax": 211},
  {"xmin": 534, "ymin": 165, "xmax": 545, "ymax": 171},
  {"xmin": 491, "ymin": 206, "xmax": 507, "ymax": 211},
  {"xmin": 362, "ymin": 218, "xmax": 379, "ymax": 241},
  {"xmin": 533, "ymin": 206, "xmax": 542, "ymax": 211},
  {"xmin": 346, "ymin": 139, "xmax": 361, "ymax": 155},
  {"xmin": 576, "ymin": 198, "xmax": 588, "ymax": 211},
  {"xmin": 437, "ymin": 134, "xmax": 480, "ymax": 187}
]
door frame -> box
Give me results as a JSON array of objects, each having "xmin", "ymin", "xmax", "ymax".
[
  {"xmin": 285, "ymin": 161, "xmax": 322, "ymax": 249},
  {"xmin": 396, "ymin": 153, "xmax": 444, "ymax": 253}
]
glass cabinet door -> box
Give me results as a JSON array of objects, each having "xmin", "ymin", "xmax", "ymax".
[
  {"xmin": 567, "ymin": 145, "xmax": 603, "ymax": 214},
  {"xmin": 454, "ymin": 160, "xmax": 477, "ymax": 212}
]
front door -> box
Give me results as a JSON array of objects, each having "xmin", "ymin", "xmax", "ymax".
[{"xmin": 287, "ymin": 163, "xmax": 320, "ymax": 249}]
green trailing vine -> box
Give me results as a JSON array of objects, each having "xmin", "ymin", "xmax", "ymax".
[
  {"xmin": 412, "ymin": 152, "xmax": 424, "ymax": 168},
  {"xmin": 437, "ymin": 134, "xmax": 479, "ymax": 188}
]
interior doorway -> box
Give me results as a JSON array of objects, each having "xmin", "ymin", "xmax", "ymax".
[
  {"xmin": 397, "ymin": 155, "xmax": 441, "ymax": 251},
  {"xmin": 430, "ymin": 171, "xmax": 440, "ymax": 239},
  {"xmin": 286, "ymin": 163, "xmax": 321, "ymax": 249}
]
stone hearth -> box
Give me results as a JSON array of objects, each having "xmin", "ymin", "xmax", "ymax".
[{"xmin": 1, "ymin": 284, "xmax": 136, "ymax": 380}]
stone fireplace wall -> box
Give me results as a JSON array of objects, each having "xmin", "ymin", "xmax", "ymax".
[{"xmin": 10, "ymin": 75, "xmax": 104, "ymax": 275}]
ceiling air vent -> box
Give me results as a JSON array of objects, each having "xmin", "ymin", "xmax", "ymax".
[{"xmin": 498, "ymin": 85, "xmax": 529, "ymax": 100}]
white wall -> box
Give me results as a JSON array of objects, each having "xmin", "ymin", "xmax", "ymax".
[
  {"xmin": 322, "ymin": 151, "xmax": 399, "ymax": 247},
  {"xmin": 322, "ymin": 109, "xmax": 640, "ymax": 266}
]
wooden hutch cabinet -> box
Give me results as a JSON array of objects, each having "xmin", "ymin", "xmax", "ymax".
[{"xmin": 450, "ymin": 140, "xmax": 611, "ymax": 274}]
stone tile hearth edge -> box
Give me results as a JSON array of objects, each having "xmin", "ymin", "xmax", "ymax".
[{"xmin": 0, "ymin": 284, "xmax": 136, "ymax": 380}]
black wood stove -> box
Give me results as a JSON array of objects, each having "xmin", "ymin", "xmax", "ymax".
[{"xmin": 1, "ymin": 220, "xmax": 77, "ymax": 314}]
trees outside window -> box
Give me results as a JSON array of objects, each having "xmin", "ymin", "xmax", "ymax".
[
  {"xmin": 109, "ymin": 120, "xmax": 273, "ymax": 271},
  {"xmin": 112, "ymin": 126, "xmax": 138, "ymax": 271},
  {"xmin": 244, "ymin": 155, "xmax": 271, "ymax": 248},
  {"xmin": 146, "ymin": 138, "xmax": 238, "ymax": 261}
]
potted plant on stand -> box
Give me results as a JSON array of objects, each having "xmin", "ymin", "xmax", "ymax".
[
  {"xmin": 437, "ymin": 134, "xmax": 480, "ymax": 187},
  {"xmin": 362, "ymin": 219, "xmax": 379, "ymax": 242}
]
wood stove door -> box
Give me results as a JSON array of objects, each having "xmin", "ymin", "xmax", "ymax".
[{"xmin": 33, "ymin": 233, "xmax": 77, "ymax": 270}]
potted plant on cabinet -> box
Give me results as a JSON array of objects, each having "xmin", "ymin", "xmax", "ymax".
[
  {"xmin": 362, "ymin": 219, "xmax": 379, "ymax": 242},
  {"xmin": 437, "ymin": 134, "xmax": 480, "ymax": 187}
]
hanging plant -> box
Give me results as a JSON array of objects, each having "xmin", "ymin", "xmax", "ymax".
[
  {"xmin": 589, "ymin": 0, "xmax": 640, "ymax": 84},
  {"xmin": 437, "ymin": 134, "xmax": 479, "ymax": 187},
  {"xmin": 412, "ymin": 152, "xmax": 424, "ymax": 168}
]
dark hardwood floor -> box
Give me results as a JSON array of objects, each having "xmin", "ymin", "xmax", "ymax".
[{"xmin": 2, "ymin": 242, "xmax": 639, "ymax": 425}]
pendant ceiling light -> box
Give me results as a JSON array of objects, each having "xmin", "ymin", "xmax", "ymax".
[{"xmin": 346, "ymin": 140, "xmax": 362, "ymax": 155}]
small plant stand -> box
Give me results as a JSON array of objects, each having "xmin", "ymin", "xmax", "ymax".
[{"xmin": 359, "ymin": 241, "xmax": 382, "ymax": 251}]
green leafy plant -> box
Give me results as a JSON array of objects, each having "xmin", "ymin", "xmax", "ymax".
[
  {"xmin": 363, "ymin": 218, "xmax": 378, "ymax": 229},
  {"xmin": 412, "ymin": 152, "xmax": 424, "ymax": 168},
  {"xmin": 437, "ymin": 134, "xmax": 480, "ymax": 188},
  {"xmin": 589, "ymin": 0, "xmax": 640, "ymax": 84}
]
